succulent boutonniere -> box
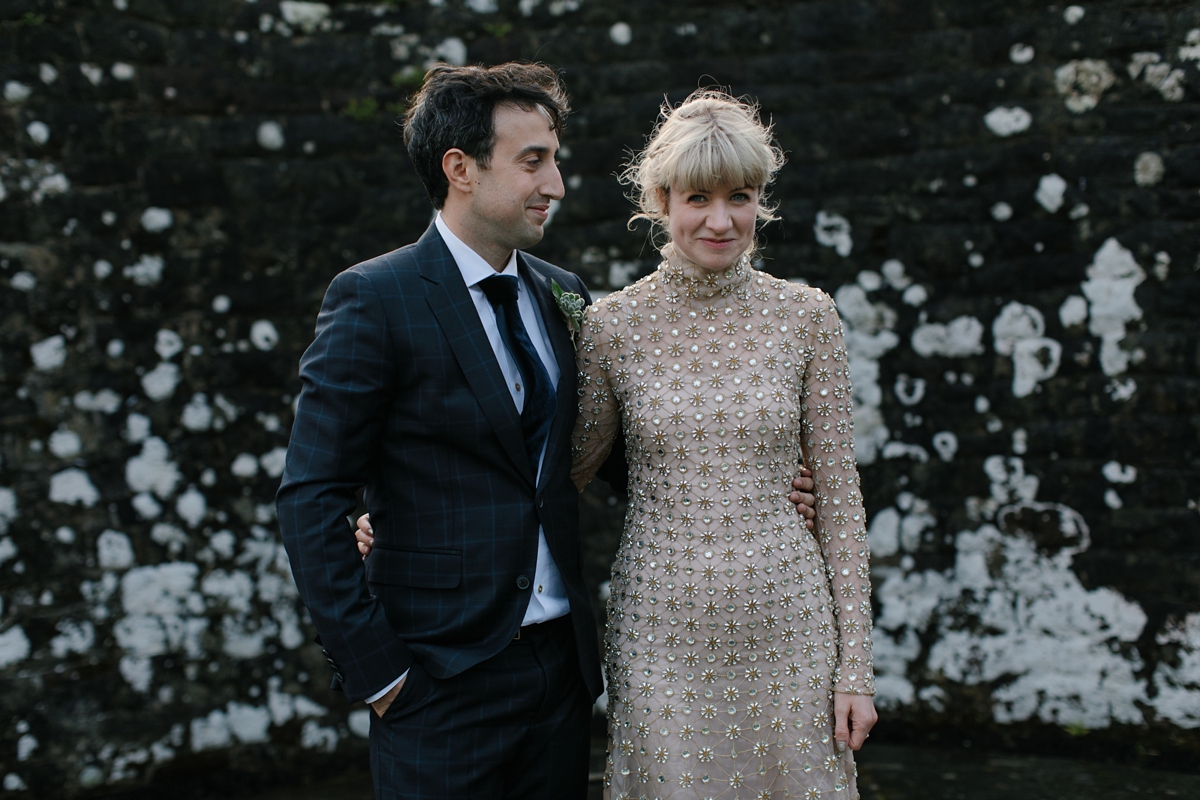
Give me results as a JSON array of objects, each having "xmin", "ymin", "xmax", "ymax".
[{"xmin": 551, "ymin": 279, "xmax": 585, "ymax": 348}]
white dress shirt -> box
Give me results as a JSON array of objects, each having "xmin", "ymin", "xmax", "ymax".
[{"xmin": 367, "ymin": 214, "xmax": 570, "ymax": 705}]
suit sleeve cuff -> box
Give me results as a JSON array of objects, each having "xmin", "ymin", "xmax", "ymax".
[{"xmin": 365, "ymin": 670, "xmax": 408, "ymax": 704}]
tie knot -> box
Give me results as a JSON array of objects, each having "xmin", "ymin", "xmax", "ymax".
[{"xmin": 479, "ymin": 274, "xmax": 520, "ymax": 307}]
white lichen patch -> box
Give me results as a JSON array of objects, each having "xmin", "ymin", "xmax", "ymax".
[
  {"xmin": 300, "ymin": 720, "xmax": 339, "ymax": 752},
  {"xmin": 1080, "ymin": 238, "xmax": 1145, "ymax": 377},
  {"xmin": 49, "ymin": 428, "xmax": 83, "ymax": 458},
  {"xmin": 50, "ymin": 619, "xmax": 96, "ymax": 658},
  {"xmin": 250, "ymin": 320, "xmax": 279, "ymax": 351},
  {"xmin": 155, "ymin": 329, "xmax": 184, "ymax": 361},
  {"xmin": 231, "ymin": 453, "xmax": 260, "ymax": 478},
  {"xmin": 4, "ymin": 81, "xmax": 32, "ymax": 102},
  {"xmin": 911, "ymin": 316, "xmax": 985, "ymax": 358},
  {"xmin": 983, "ymin": 106, "xmax": 1032, "ymax": 137},
  {"xmin": 0, "ymin": 487, "xmax": 16, "ymax": 535},
  {"xmin": 125, "ymin": 437, "xmax": 181, "ymax": 499},
  {"xmin": 33, "ymin": 172, "xmax": 70, "ymax": 204},
  {"xmin": 279, "ymin": 1, "xmax": 331, "ymax": 34},
  {"xmin": 0, "ymin": 626, "xmax": 32, "ymax": 668},
  {"xmin": 348, "ymin": 709, "xmax": 371, "ymax": 738},
  {"xmin": 31, "ymin": 335, "xmax": 67, "ymax": 371},
  {"xmin": 182, "ymin": 394, "xmax": 214, "ymax": 431},
  {"xmin": 141, "ymin": 362, "xmax": 181, "ymax": 401},
  {"xmin": 175, "ymin": 488, "xmax": 207, "ymax": 528},
  {"xmin": 151, "ymin": 522, "xmax": 188, "ymax": 554},
  {"xmin": 990, "ymin": 202, "xmax": 1013, "ymax": 221},
  {"xmin": 1180, "ymin": 29, "xmax": 1200, "ymax": 63},
  {"xmin": 814, "ymin": 211, "xmax": 853, "ymax": 256},
  {"xmin": 1102, "ymin": 461, "xmax": 1137, "ymax": 484},
  {"xmin": 833, "ymin": 283, "xmax": 900, "ymax": 464},
  {"xmin": 932, "ymin": 431, "xmax": 958, "ymax": 462},
  {"xmin": 80, "ymin": 63, "xmax": 103, "ymax": 85},
  {"xmin": 1054, "ymin": 60, "xmax": 1116, "ymax": 113},
  {"xmin": 123, "ymin": 254, "xmax": 164, "ymax": 286},
  {"xmin": 111, "ymin": 62, "xmax": 135, "ymax": 81},
  {"xmin": 1059, "ymin": 295, "xmax": 1088, "ymax": 328},
  {"xmin": 49, "ymin": 468, "xmax": 101, "ymax": 507},
  {"xmin": 992, "ymin": 302, "xmax": 1062, "ymax": 398},
  {"xmin": 27, "ymin": 120, "xmax": 50, "ymax": 145},
  {"xmin": 876, "ymin": 459, "xmax": 1151, "ymax": 728},
  {"xmin": 1152, "ymin": 612, "xmax": 1200, "ymax": 728},
  {"xmin": 1063, "ymin": 5, "xmax": 1085, "ymax": 24},
  {"xmin": 433, "ymin": 36, "xmax": 467, "ymax": 66},
  {"xmin": 609, "ymin": 22, "xmax": 632, "ymax": 45},
  {"xmin": 1128, "ymin": 52, "xmax": 1186, "ymax": 102},
  {"xmin": 97, "ymin": 530, "xmax": 136, "ymax": 570},
  {"xmin": 1134, "ymin": 152, "xmax": 1165, "ymax": 187},
  {"xmin": 1035, "ymin": 173, "xmax": 1067, "ymax": 213},
  {"xmin": 257, "ymin": 121, "xmax": 285, "ymax": 151},
  {"xmin": 259, "ymin": 448, "xmax": 288, "ymax": 478},
  {"xmin": 1009, "ymin": 43, "xmax": 1034, "ymax": 64},
  {"xmin": 141, "ymin": 207, "xmax": 173, "ymax": 233}
]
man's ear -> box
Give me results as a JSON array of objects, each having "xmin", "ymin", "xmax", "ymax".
[{"xmin": 442, "ymin": 148, "xmax": 474, "ymax": 196}]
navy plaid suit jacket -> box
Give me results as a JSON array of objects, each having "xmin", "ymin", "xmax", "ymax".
[{"xmin": 277, "ymin": 224, "xmax": 603, "ymax": 704}]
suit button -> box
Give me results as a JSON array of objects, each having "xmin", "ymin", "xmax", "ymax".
[
  {"xmin": 516, "ymin": 575, "xmax": 531, "ymax": 590},
  {"xmin": 537, "ymin": 497, "xmax": 544, "ymax": 508}
]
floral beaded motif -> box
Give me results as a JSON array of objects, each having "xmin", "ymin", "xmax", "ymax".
[{"xmin": 572, "ymin": 247, "xmax": 874, "ymax": 800}]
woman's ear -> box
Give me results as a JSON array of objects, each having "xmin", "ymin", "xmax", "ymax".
[{"xmin": 656, "ymin": 186, "xmax": 669, "ymax": 215}]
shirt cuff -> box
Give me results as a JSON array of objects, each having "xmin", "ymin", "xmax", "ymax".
[{"xmin": 365, "ymin": 670, "xmax": 408, "ymax": 704}]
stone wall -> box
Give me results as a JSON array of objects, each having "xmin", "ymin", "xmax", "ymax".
[{"xmin": 2, "ymin": 0, "xmax": 1199, "ymax": 794}]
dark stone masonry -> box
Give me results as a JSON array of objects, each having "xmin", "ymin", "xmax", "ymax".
[{"xmin": 1, "ymin": 0, "xmax": 1198, "ymax": 795}]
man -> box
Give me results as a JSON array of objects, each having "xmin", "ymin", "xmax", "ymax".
[{"xmin": 277, "ymin": 62, "xmax": 817, "ymax": 800}]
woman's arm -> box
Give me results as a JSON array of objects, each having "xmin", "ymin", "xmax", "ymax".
[
  {"xmin": 569, "ymin": 302, "xmax": 623, "ymax": 492},
  {"xmin": 797, "ymin": 291, "xmax": 876, "ymax": 698}
]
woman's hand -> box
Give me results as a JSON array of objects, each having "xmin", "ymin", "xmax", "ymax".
[
  {"xmin": 355, "ymin": 514, "xmax": 374, "ymax": 559},
  {"xmin": 833, "ymin": 692, "xmax": 877, "ymax": 752},
  {"xmin": 789, "ymin": 467, "xmax": 816, "ymax": 530}
]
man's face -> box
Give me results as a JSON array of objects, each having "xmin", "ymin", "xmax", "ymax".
[{"xmin": 464, "ymin": 104, "xmax": 565, "ymax": 257}]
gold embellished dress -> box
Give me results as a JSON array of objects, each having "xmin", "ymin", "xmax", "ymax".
[{"xmin": 571, "ymin": 248, "xmax": 876, "ymax": 800}]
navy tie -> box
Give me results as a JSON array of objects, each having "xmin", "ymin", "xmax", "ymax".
[{"xmin": 479, "ymin": 275, "xmax": 556, "ymax": 475}]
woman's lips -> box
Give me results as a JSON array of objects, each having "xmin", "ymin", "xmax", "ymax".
[{"xmin": 700, "ymin": 238, "xmax": 734, "ymax": 248}]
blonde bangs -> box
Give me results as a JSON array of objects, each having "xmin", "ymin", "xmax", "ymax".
[{"xmin": 655, "ymin": 117, "xmax": 773, "ymax": 196}]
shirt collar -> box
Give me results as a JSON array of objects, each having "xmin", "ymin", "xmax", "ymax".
[{"xmin": 435, "ymin": 212, "xmax": 519, "ymax": 288}]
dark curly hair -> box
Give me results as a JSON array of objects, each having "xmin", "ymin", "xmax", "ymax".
[{"xmin": 402, "ymin": 63, "xmax": 570, "ymax": 208}]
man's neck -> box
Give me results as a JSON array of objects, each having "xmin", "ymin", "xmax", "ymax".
[{"xmin": 438, "ymin": 206, "xmax": 511, "ymax": 273}]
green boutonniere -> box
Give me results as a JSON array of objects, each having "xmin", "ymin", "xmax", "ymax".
[{"xmin": 551, "ymin": 279, "xmax": 585, "ymax": 348}]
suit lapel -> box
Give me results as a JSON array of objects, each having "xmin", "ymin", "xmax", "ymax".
[
  {"xmin": 519, "ymin": 255, "xmax": 578, "ymax": 487},
  {"xmin": 417, "ymin": 226, "xmax": 534, "ymax": 486}
]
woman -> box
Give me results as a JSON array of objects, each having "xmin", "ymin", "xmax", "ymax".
[{"xmin": 570, "ymin": 90, "xmax": 876, "ymax": 799}]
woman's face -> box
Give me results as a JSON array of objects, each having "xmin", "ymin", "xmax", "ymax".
[{"xmin": 665, "ymin": 183, "xmax": 760, "ymax": 272}]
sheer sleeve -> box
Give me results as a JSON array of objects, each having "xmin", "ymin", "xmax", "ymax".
[
  {"xmin": 797, "ymin": 291, "xmax": 875, "ymax": 696},
  {"xmin": 570, "ymin": 301, "xmax": 623, "ymax": 492}
]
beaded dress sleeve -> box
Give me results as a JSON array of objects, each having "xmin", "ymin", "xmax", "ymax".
[
  {"xmin": 795, "ymin": 288, "xmax": 876, "ymax": 696},
  {"xmin": 571, "ymin": 300, "xmax": 622, "ymax": 492}
]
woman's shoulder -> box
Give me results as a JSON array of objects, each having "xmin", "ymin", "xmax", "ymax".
[{"xmin": 748, "ymin": 269, "xmax": 834, "ymax": 311}]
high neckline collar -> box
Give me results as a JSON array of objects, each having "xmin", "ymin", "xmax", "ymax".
[{"xmin": 659, "ymin": 242, "xmax": 753, "ymax": 302}]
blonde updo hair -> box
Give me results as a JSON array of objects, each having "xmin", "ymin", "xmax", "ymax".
[{"xmin": 622, "ymin": 90, "xmax": 785, "ymax": 250}]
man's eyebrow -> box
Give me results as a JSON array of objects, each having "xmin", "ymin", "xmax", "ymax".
[{"xmin": 514, "ymin": 144, "xmax": 554, "ymax": 159}]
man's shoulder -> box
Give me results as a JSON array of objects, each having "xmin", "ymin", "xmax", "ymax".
[
  {"xmin": 520, "ymin": 252, "xmax": 585, "ymax": 292},
  {"xmin": 344, "ymin": 241, "xmax": 422, "ymax": 281}
]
